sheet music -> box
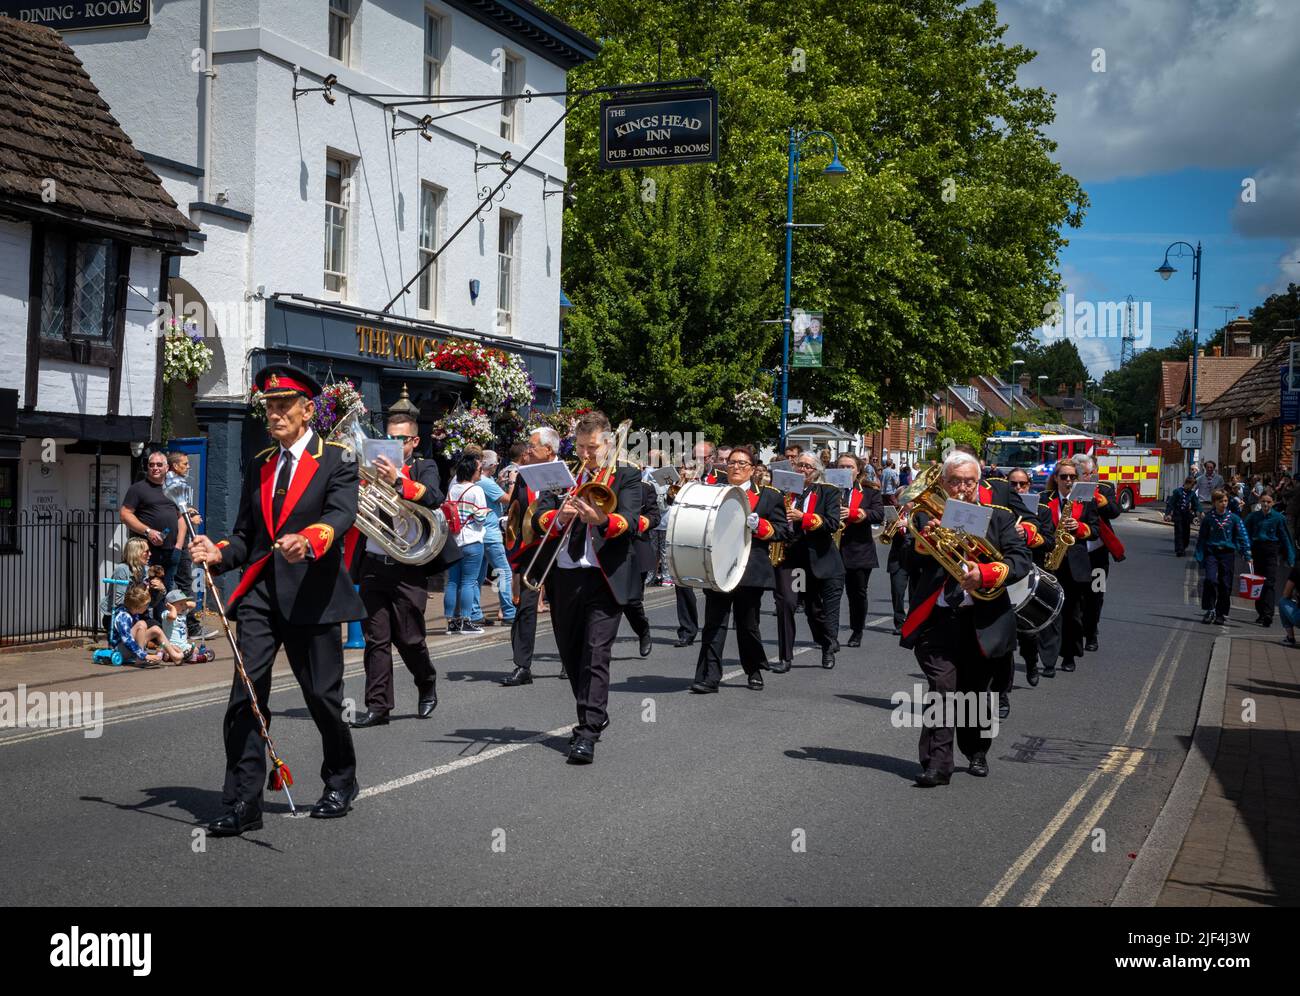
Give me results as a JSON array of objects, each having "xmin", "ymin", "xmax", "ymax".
[
  {"xmin": 771, "ymin": 469, "xmax": 805, "ymax": 493},
  {"xmin": 362, "ymin": 438, "xmax": 404, "ymax": 472},
  {"xmin": 518, "ymin": 460, "xmax": 577, "ymax": 494},
  {"xmin": 941, "ymin": 498, "xmax": 993, "ymax": 538},
  {"xmin": 1020, "ymin": 491, "xmax": 1041, "ymax": 514},
  {"xmin": 1068, "ymin": 482, "xmax": 1098, "ymax": 503},
  {"xmin": 650, "ymin": 466, "xmax": 680, "ymax": 486},
  {"xmin": 823, "ymin": 468, "xmax": 853, "ymax": 490}
]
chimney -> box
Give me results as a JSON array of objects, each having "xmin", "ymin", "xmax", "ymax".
[{"xmin": 1212, "ymin": 345, "xmax": 1222, "ymax": 358}]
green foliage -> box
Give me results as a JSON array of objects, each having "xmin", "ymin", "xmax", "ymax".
[
  {"xmin": 1013, "ymin": 339, "xmax": 1089, "ymax": 397},
  {"xmin": 926, "ymin": 417, "xmax": 984, "ymax": 462},
  {"xmin": 1249, "ymin": 283, "xmax": 1300, "ymax": 347},
  {"xmin": 543, "ymin": 0, "xmax": 1086, "ymax": 439},
  {"xmin": 1097, "ymin": 330, "xmax": 1196, "ymax": 439}
]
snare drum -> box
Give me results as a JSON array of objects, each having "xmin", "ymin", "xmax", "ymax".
[
  {"xmin": 665, "ymin": 482, "xmax": 752, "ymax": 592},
  {"xmin": 1007, "ymin": 566, "xmax": 1064, "ymax": 634}
]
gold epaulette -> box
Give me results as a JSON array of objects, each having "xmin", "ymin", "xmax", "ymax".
[
  {"xmin": 256, "ymin": 445, "xmax": 276, "ymax": 460},
  {"xmin": 325, "ymin": 440, "xmax": 349, "ymax": 449},
  {"xmin": 762, "ymin": 485, "xmax": 782, "ymax": 495},
  {"xmin": 987, "ymin": 503, "xmax": 1013, "ymax": 514}
]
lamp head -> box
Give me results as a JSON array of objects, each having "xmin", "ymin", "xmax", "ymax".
[
  {"xmin": 1156, "ymin": 260, "xmax": 1176, "ymax": 281},
  {"xmin": 822, "ymin": 154, "xmax": 848, "ymax": 180}
]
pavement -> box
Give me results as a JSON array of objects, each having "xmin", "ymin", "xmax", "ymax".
[{"xmin": 0, "ymin": 507, "xmax": 1261, "ymax": 906}]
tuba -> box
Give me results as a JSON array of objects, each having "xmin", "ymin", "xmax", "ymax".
[{"xmin": 328, "ymin": 405, "xmax": 448, "ymax": 566}]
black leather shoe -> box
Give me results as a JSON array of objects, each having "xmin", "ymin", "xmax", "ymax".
[
  {"xmin": 1041, "ymin": 662, "xmax": 1057, "ymax": 678},
  {"xmin": 1084, "ymin": 638, "xmax": 1099, "ymax": 652},
  {"xmin": 639, "ymin": 630, "xmax": 652, "ymax": 657},
  {"xmin": 673, "ymin": 637, "xmax": 695, "ymax": 648},
  {"xmin": 915, "ymin": 768, "xmax": 950, "ymax": 787},
  {"xmin": 689, "ymin": 681, "xmax": 719, "ymax": 694},
  {"xmin": 207, "ymin": 801, "xmax": 262, "ymax": 837},
  {"xmin": 769, "ymin": 659, "xmax": 792, "ymax": 674},
  {"xmin": 969, "ymin": 752, "xmax": 989, "ymax": 777},
  {"xmin": 847, "ymin": 631, "xmax": 863, "ymax": 647},
  {"xmin": 417, "ymin": 686, "xmax": 438, "ymax": 718},
  {"xmin": 350, "ymin": 710, "xmax": 389, "ymax": 729},
  {"xmin": 310, "ymin": 782, "xmax": 359, "ymax": 819},
  {"xmin": 567, "ymin": 739, "xmax": 594, "ymax": 764},
  {"xmin": 821, "ymin": 649, "xmax": 836, "ymax": 669},
  {"xmin": 558, "ymin": 667, "xmax": 568, "ymax": 680},
  {"xmin": 1060, "ymin": 658, "xmax": 1077, "ymax": 672},
  {"xmin": 747, "ymin": 673, "xmax": 764, "ymax": 690},
  {"xmin": 500, "ymin": 666, "xmax": 533, "ymax": 687},
  {"xmin": 1202, "ymin": 610, "xmax": 1215, "ymax": 624},
  {"xmin": 567, "ymin": 717, "xmax": 610, "ymax": 746},
  {"xmin": 1025, "ymin": 661, "xmax": 1040, "ymax": 687},
  {"xmin": 998, "ymin": 692, "xmax": 1010, "ymax": 720}
]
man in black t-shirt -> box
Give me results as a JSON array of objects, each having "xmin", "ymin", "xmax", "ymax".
[{"xmin": 120, "ymin": 450, "xmax": 186, "ymax": 611}]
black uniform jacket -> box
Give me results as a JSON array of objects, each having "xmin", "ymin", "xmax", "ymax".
[
  {"xmin": 1092, "ymin": 481, "xmax": 1125, "ymax": 565},
  {"xmin": 734, "ymin": 483, "xmax": 790, "ymax": 590},
  {"xmin": 1044, "ymin": 490, "xmax": 1103, "ymax": 584},
  {"xmin": 1022, "ymin": 499, "xmax": 1058, "ymax": 567},
  {"xmin": 215, "ymin": 430, "xmax": 365, "ymax": 624},
  {"xmin": 632, "ymin": 479, "xmax": 662, "ymax": 575},
  {"xmin": 840, "ymin": 483, "xmax": 885, "ymax": 570},
  {"xmin": 784, "ymin": 481, "xmax": 845, "ymax": 580},
  {"xmin": 899, "ymin": 503, "xmax": 1032, "ymax": 659},
  {"xmin": 531, "ymin": 463, "xmax": 643, "ymax": 606}
]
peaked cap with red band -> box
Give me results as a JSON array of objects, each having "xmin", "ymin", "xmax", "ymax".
[{"xmin": 254, "ymin": 363, "xmax": 322, "ymax": 400}]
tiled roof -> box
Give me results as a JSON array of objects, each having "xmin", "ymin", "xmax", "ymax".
[
  {"xmin": 1190, "ymin": 356, "xmax": 1257, "ymax": 407},
  {"xmin": 1198, "ymin": 339, "xmax": 1296, "ymax": 421},
  {"xmin": 0, "ymin": 17, "xmax": 194, "ymax": 247},
  {"xmin": 1160, "ymin": 362, "xmax": 1186, "ymax": 410}
]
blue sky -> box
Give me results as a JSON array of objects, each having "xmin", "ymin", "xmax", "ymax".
[{"xmin": 997, "ymin": 0, "xmax": 1300, "ymax": 377}]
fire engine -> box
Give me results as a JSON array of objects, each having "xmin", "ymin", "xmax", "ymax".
[{"xmin": 983, "ymin": 428, "xmax": 1162, "ymax": 511}]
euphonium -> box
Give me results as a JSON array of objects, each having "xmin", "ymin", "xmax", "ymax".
[
  {"xmin": 897, "ymin": 464, "xmax": 1004, "ymax": 602},
  {"xmin": 328, "ymin": 405, "xmax": 447, "ymax": 565}
]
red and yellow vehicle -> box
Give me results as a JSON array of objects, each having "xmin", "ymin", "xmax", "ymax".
[
  {"xmin": 1094, "ymin": 444, "xmax": 1162, "ymax": 512},
  {"xmin": 984, "ymin": 428, "xmax": 1161, "ymax": 511}
]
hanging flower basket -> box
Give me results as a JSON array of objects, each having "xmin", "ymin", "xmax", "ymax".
[
  {"xmin": 310, "ymin": 379, "xmax": 365, "ymax": 437},
  {"xmin": 419, "ymin": 336, "xmax": 537, "ymax": 418},
  {"xmin": 429, "ymin": 407, "xmax": 496, "ymax": 460},
  {"xmin": 163, "ymin": 318, "xmax": 213, "ymax": 385}
]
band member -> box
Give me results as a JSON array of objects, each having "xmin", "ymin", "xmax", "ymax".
[
  {"xmin": 622, "ymin": 467, "xmax": 661, "ymax": 657},
  {"xmin": 691, "ymin": 445, "xmax": 789, "ymax": 692},
  {"xmin": 531, "ymin": 411, "xmax": 643, "ymax": 764},
  {"xmin": 886, "ymin": 517, "xmax": 910, "ymax": 635},
  {"xmin": 672, "ymin": 439, "xmax": 719, "ymax": 647},
  {"xmin": 1244, "ymin": 491, "xmax": 1295, "ymax": 627},
  {"xmin": 190, "ymin": 364, "xmax": 363, "ymax": 835},
  {"xmin": 1037, "ymin": 459, "xmax": 1101, "ymax": 675},
  {"xmin": 989, "ymin": 467, "xmax": 1055, "ymax": 717},
  {"xmin": 1074, "ymin": 455, "xmax": 1124, "ymax": 651},
  {"xmin": 899, "ymin": 451, "xmax": 1031, "ymax": 785},
  {"xmin": 350, "ymin": 400, "xmax": 444, "ymax": 729},
  {"xmin": 501, "ymin": 427, "xmax": 554, "ymax": 686},
  {"xmin": 835, "ymin": 453, "xmax": 885, "ymax": 646},
  {"xmin": 783, "ymin": 453, "xmax": 845, "ymax": 669},
  {"xmin": 1164, "ymin": 475, "xmax": 1201, "ymax": 557}
]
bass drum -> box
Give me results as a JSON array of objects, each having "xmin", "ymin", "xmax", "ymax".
[
  {"xmin": 665, "ymin": 481, "xmax": 751, "ymax": 593},
  {"xmin": 1008, "ymin": 566, "xmax": 1064, "ymax": 634}
]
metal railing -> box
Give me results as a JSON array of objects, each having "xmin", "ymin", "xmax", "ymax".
[{"xmin": 0, "ymin": 509, "xmax": 127, "ymax": 648}]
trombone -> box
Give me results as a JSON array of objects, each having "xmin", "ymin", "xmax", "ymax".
[{"xmin": 520, "ymin": 420, "xmax": 631, "ymax": 592}]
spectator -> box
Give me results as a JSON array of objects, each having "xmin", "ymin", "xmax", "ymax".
[
  {"xmin": 900, "ymin": 462, "xmax": 912, "ymax": 488},
  {"xmin": 99, "ymin": 535, "xmax": 154, "ymax": 633},
  {"xmin": 165, "ymin": 451, "xmax": 212, "ymax": 639},
  {"xmin": 1194, "ymin": 460, "xmax": 1224, "ymax": 504},
  {"xmin": 120, "ymin": 450, "xmax": 186, "ymax": 610},
  {"xmin": 880, "ymin": 458, "xmax": 900, "ymax": 501},
  {"xmin": 111, "ymin": 583, "xmax": 184, "ymax": 666},
  {"xmin": 444, "ymin": 455, "xmax": 489, "ymax": 635},
  {"xmin": 783, "ymin": 443, "xmax": 803, "ymax": 462},
  {"xmin": 477, "ymin": 450, "xmax": 515, "ymax": 627}
]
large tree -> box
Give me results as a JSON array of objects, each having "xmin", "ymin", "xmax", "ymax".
[{"xmin": 544, "ymin": 0, "xmax": 1086, "ymax": 438}]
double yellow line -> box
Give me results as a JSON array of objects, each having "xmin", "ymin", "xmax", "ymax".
[{"xmin": 981, "ymin": 622, "xmax": 1192, "ymax": 906}]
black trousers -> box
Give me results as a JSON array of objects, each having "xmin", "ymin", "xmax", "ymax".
[
  {"xmin": 360, "ymin": 556, "xmax": 436, "ymax": 714},
  {"xmin": 888, "ymin": 564, "xmax": 908, "ymax": 629},
  {"xmin": 1017, "ymin": 628, "xmax": 1038, "ymax": 668},
  {"xmin": 844, "ymin": 566, "xmax": 872, "ymax": 633},
  {"xmin": 1254, "ymin": 540, "xmax": 1278, "ymax": 623},
  {"xmin": 1201, "ymin": 548, "xmax": 1235, "ymax": 617},
  {"xmin": 1039, "ymin": 573, "xmax": 1086, "ymax": 667},
  {"xmin": 676, "ymin": 583, "xmax": 699, "ymax": 641},
  {"xmin": 223, "ymin": 581, "xmax": 356, "ymax": 805},
  {"xmin": 1173, "ymin": 515, "xmax": 1192, "ymax": 556},
  {"xmin": 622, "ymin": 572, "xmax": 650, "ymax": 637},
  {"xmin": 805, "ymin": 573, "xmax": 844, "ymax": 651},
  {"xmin": 511, "ymin": 583, "xmax": 539, "ymax": 671},
  {"xmin": 1083, "ymin": 547, "xmax": 1107, "ymax": 641},
  {"xmin": 696, "ymin": 586, "xmax": 767, "ymax": 685},
  {"xmin": 546, "ymin": 567, "xmax": 622, "ymax": 742},
  {"xmin": 914, "ymin": 609, "xmax": 996, "ymax": 775},
  {"xmin": 773, "ymin": 565, "xmax": 797, "ymax": 662}
]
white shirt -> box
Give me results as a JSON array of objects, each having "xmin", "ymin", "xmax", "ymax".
[
  {"xmin": 556, "ymin": 470, "xmax": 598, "ymax": 569},
  {"xmin": 448, "ymin": 480, "xmax": 488, "ymax": 546},
  {"xmin": 274, "ymin": 429, "xmax": 314, "ymax": 489}
]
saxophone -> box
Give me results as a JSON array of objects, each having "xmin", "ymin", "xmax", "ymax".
[
  {"xmin": 769, "ymin": 492, "xmax": 796, "ymax": 566},
  {"xmin": 1045, "ymin": 524, "xmax": 1075, "ymax": 571}
]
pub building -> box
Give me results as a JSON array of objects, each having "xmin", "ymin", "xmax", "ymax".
[{"xmin": 54, "ymin": 0, "xmax": 597, "ymax": 549}]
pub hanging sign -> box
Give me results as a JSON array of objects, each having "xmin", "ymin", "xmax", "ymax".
[
  {"xmin": 0, "ymin": 0, "xmax": 151, "ymax": 31},
  {"xmin": 599, "ymin": 88, "xmax": 719, "ymax": 170}
]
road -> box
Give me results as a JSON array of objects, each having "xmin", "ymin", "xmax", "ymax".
[{"xmin": 0, "ymin": 508, "xmax": 1217, "ymax": 905}]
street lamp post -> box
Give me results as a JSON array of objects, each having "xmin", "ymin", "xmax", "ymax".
[
  {"xmin": 1156, "ymin": 240, "xmax": 1203, "ymax": 464},
  {"xmin": 1008, "ymin": 358, "xmax": 1025, "ymax": 407},
  {"xmin": 780, "ymin": 127, "xmax": 847, "ymax": 450}
]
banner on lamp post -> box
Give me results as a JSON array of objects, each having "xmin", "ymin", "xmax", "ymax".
[{"xmin": 791, "ymin": 310, "xmax": 823, "ymax": 368}]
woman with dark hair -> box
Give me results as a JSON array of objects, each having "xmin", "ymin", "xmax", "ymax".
[
  {"xmin": 444, "ymin": 455, "xmax": 489, "ymax": 634},
  {"xmin": 835, "ymin": 452, "xmax": 884, "ymax": 646}
]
